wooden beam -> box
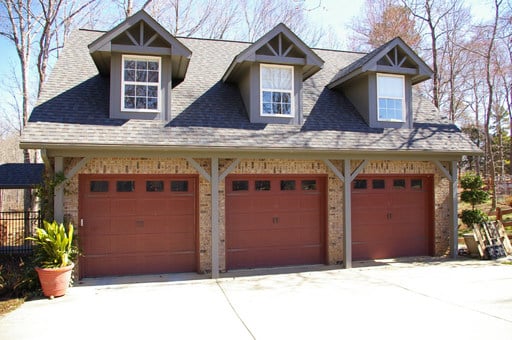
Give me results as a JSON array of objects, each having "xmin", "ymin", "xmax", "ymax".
[
  {"xmin": 219, "ymin": 159, "xmax": 240, "ymax": 181},
  {"xmin": 54, "ymin": 157, "xmax": 64, "ymax": 223},
  {"xmin": 254, "ymin": 55, "xmax": 306, "ymax": 65},
  {"xmin": 450, "ymin": 160, "xmax": 458, "ymax": 259},
  {"xmin": 349, "ymin": 160, "xmax": 368, "ymax": 182},
  {"xmin": 343, "ymin": 159, "xmax": 352, "ymax": 269},
  {"xmin": 211, "ymin": 157, "xmax": 219, "ymax": 278},
  {"xmin": 433, "ymin": 160, "xmax": 453, "ymax": 181},
  {"xmin": 324, "ymin": 159, "xmax": 344, "ymax": 181},
  {"xmin": 186, "ymin": 157, "xmax": 211, "ymax": 182},
  {"xmin": 64, "ymin": 157, "xmax": 90, "ymax": 181}
]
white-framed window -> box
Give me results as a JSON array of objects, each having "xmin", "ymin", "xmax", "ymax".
[
  {"xmin": 260, "ymin": 64, "xmax": 294, "ymax": 116},
  {"xmin": 377, "ymin": 73, "xmax": 405, "ymax": 122},
  {"xmin": 121, "ymin": 55, "xmax": 161, "ymax": 112}
]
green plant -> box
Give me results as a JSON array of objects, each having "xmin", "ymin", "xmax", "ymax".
[
  {"xmin": 0, "ymin": 255, "xmax": 40, "ymax": 300},
  {"xmin": 27, "ymin": 221, "xmax": 78, "ymax": 268},
  {"xmin": 460, "ymin": 172, "xmax": 489, "ymax": 227},
  {"xmin": 35, "ymin": 172, "xmax": 66, "ymax": 222}
]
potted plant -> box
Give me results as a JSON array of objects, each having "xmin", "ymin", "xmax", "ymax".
[
  {"xmin": 27, "ymin": 220, "xmax": 78, "ymax": 298},
  {"xmin": 460, "ymin": 173, "xmax": 489, "ymax": 255}
]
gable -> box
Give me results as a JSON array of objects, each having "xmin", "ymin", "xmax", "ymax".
[
  {"xmin": 223, "ymin": 23, "xmax": 324, "ymax": 82},
  {"xmin": 328, "ymin": 37, "xmax": 432, "ymax": 89},
  {"xmin": 88, "ymin": 10, "xmax": 191, "ymax": 83}
]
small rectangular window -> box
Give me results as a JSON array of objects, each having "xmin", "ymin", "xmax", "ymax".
[
  {"xmin": 117, "ymin": 180, "xmax": 135, "ymax": 192},
  {"xmin": 302, "ymin": 180, "xmax": 317, "ymax": 191},
  {"xmin": 255, "ymin": 180, "xmax": 271, "ymax": 191},
  {"xmin": 146, "ymin": 181, "xmax": 164, "ymax": 192},
  {"xmin": 90, "ymin": 181, "xmax": 109, "ymax": 192},
  {"xmin": 393, "ymin": 179, "xmax": 406, "ymax": 189},
  {"xmin": 411, "ymin": 179, "xmax": 423, "ymax": 190},
  {"xmin": 232, "ymin": 180, "xmax": 249, "ymax": 191},
  {"xmin": 372, "ymin": 179, "xmax": 385, "ymax": 189},
  {"xmin": 354, "ymin": 180, "xmax": 367, "ymax": 190},
  {"xmin": 171, "ymin": 180, "xmax": 189, "ymax": 192},
  {"xmin": 281, "ymin": 180, "xmax": 296, "ymax": 191}
]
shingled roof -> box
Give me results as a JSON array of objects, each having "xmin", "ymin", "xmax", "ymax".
[
  {"xmin": 0, "ymin": 163, "xmax": 44, "ymax": 189},
  {"xmin": 20, "ymin": 29, "xmax": 481, "ymax": 156}
]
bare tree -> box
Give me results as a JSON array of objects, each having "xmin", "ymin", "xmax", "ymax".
[{"xmin": 349, "ymin": 0, "xmax": 421, "ymax": 51}]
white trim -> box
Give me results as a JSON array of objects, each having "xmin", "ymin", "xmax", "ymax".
[
  {"xmin": 260, "ymin": 64, "xmax": 294, "ymax": 117},
  {"xmin": 376, "ymin": 73, "xmax": 405, "ymax": 122},
  {"xmin": 121, "ymin": 54, "xmax": 161, "ymax": 113}
]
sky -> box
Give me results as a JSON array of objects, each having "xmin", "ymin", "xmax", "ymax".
[{"xmin": 0, "ymin": 0, "xmax": 497, "ymax": 131}]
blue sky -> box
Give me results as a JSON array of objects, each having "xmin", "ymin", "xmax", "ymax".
[{"xmin": 0, "ymin": 0, "xmax": 495, "ymax": 130}]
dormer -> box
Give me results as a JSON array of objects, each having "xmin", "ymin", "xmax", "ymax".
[
  {"xmin": 88, "ymin": 10, "xmax": 192, "ymax": 121},
  {"xmin": 328, "ymin": 37, "xmax": 433, "ymax": 129},
  {"xmin": 223, "ymin": 23, "xmax": 324, "ymax": 125}
]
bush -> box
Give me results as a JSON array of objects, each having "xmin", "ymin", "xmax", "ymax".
[
  {"xmin": 460, "ymin": 209, "xmax": 488, "ymax": 226},
  {"xmin": 460, "ymin": 172, "xmax": 489, "ymax": 227},
  {"xmin": 0, "ymin": 255, "xmax": 40, "ymax": 299}
]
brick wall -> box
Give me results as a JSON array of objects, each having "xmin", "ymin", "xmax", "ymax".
[{"xmin": 62, "ymin": 157, "xmax": 451, "ymax": 275}]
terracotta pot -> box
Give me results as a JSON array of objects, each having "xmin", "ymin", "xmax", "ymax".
[{"xmin": 35, "ymin": 263, "xmax": 74, "ymax": 298}]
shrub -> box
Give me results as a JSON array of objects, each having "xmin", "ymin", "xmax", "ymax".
[
  {"xmin": 0, "ymin": 255, "xmax": 40, "ymax": 299},
  {"xmin": 460, "ymin": 172, "xmax": 489, "ymax": 227}
]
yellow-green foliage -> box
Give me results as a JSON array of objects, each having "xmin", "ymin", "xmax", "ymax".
[{"xmin": 27, "ymin": 221, "xmax": 77, "ymax": 268}]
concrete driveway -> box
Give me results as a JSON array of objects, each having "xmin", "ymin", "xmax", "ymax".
[{"xmin": 2, "ymin": 257, "xmax": 512, "ymax": 340}]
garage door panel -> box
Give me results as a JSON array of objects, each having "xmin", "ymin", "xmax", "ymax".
[
  {"xmin": 82, "ymin": 198, "xmax": 111, "ymax": 216},
  {"xmin": 79, "ymin": 175, "xmax": 197, "ymax": 278},
  {"xmin": 165, "ymin": 198, "xmax": 195, "ymax": 214},
  {"xmin": 111, "ymin": 199, "xmax": 137, "ymax": 216},
  {"xmin": 226, "ymin": 176, "xmax": 325, "ymax": 270},
  {"xmin": 352, "ymin": 175, "xmax": 432, "ymax": 260}
]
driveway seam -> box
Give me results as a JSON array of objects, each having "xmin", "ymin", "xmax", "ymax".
[{"xmin": 216, "ymin": 280, "xmax": 256, "ymax": 340}]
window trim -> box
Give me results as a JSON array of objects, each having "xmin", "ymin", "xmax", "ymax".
[
  {"xmin": 121, "ymin": 54, "xmax": 161, "ymax": 113},
  {"xmin": 259, "ymin": 64, "xmax": 294, "ymax": 117},
  {"xmin": 376, "ymin": 73, "xmax": 405, "ymax": 122}
]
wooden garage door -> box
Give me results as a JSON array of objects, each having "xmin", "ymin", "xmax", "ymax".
[
  {"xmin": 226, "ymin": 175, "xmax": 326, "ymax": 270},
  {"xmin": 79, "ymin": 175, "xmax": 197, "ymax": 277},
  {"xmin": 351, "ymin": 175, "xmax": 433, "ymax": 260}
]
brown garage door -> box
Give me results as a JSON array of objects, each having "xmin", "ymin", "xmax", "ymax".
[
  {"xmin": 226, "ymin": 175, "xmax": 326, "ymax": 270},
  {"xmin": 351, "ymin": 175, "xmax": 433, "ymax": 260},
  {"xmin": 79, "ymin": 175, "xmax": 197, "ymax": 277}
]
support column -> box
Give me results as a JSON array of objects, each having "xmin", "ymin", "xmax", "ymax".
[
  {"xmin": 450, "ymin": 160, "xmax": 459, "ymax": 258},
  {"xmin": 54, "ymin": 157, "xmax": 64, "ymax": 223},
  {"xmin": 343, "ymin": 160, "xmax": 352, "ymax": 269},
  {"xmin": 211, "ymin": 157, "xmax": 219, "ymax": 278}
]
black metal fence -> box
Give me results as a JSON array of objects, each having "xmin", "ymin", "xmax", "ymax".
[{"xmin": 0, "ymin": 211, "xmax": 41, "ymax": 255}]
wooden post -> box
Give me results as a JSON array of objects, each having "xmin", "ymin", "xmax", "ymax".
[
  {"xmin": 54, "ymin": 157, "xmax": 64, "ymax": 223},
  {"xmin": 211, "ymin": 157, "xmax": 219, "ymax": 279}
]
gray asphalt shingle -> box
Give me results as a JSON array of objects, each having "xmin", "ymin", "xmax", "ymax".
[{"xmin": 21, "ymin": 29, "xmax": 480, "ymax": 155}]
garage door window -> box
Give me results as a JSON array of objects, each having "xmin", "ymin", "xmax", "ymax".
[
  {"xmin": 90, "ymin": 181, "xmax": 109, "ymax": 192},
  {"xmin": 281, "ymin": 180, "xmax": 296, "ymax": 191},
  {"xmin": 255, "ymin": 180, "xmax": 271, "ymax": 191},
  {"xmin": 411, "ymin": 179, "xmax": 423, "ymax": 190},
  {"xmin": 171, "ymin": 180, "xmax": 188, "ymax": 192},
  {"xmin": 146, "ymin": 180, "xmax": 164, "ymax": 192},
  {"xmin": 354, "ymin": 179, "xmax": 367, "ymax": 189},
  {"xmin": 232, "ymin": 180, "xmax": 249, "ymax": 191},
  {"xmin": 393, "ymin": 179, "xmax": 406, "ymax": 189},
  {"xmin": 372, "ymin": 179, "xmax": 385, "ymax": 189},
  {"xmin": 302, "ymin": 180, "xmax": 316, "ymax": 190},
  {"xmin": 117, "ymin": 180, "xmax": 135, "ymax": 192}
]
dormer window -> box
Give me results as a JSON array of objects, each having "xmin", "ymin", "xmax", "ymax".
[
  {"xmin": 377, "ymin": 73, "xmax": 405, "ymax": 122},
  {"xmin": 122, "ymin": 55, "xmax": 161, "ymax": 112},
  {"xmin": 260, "ymin": 64, "xmax": 294, "ymax": 116}
]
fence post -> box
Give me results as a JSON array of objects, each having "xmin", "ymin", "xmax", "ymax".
[{"xmin": 497, "ymin": 207, "xmax": 502, "ymax": 222}]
